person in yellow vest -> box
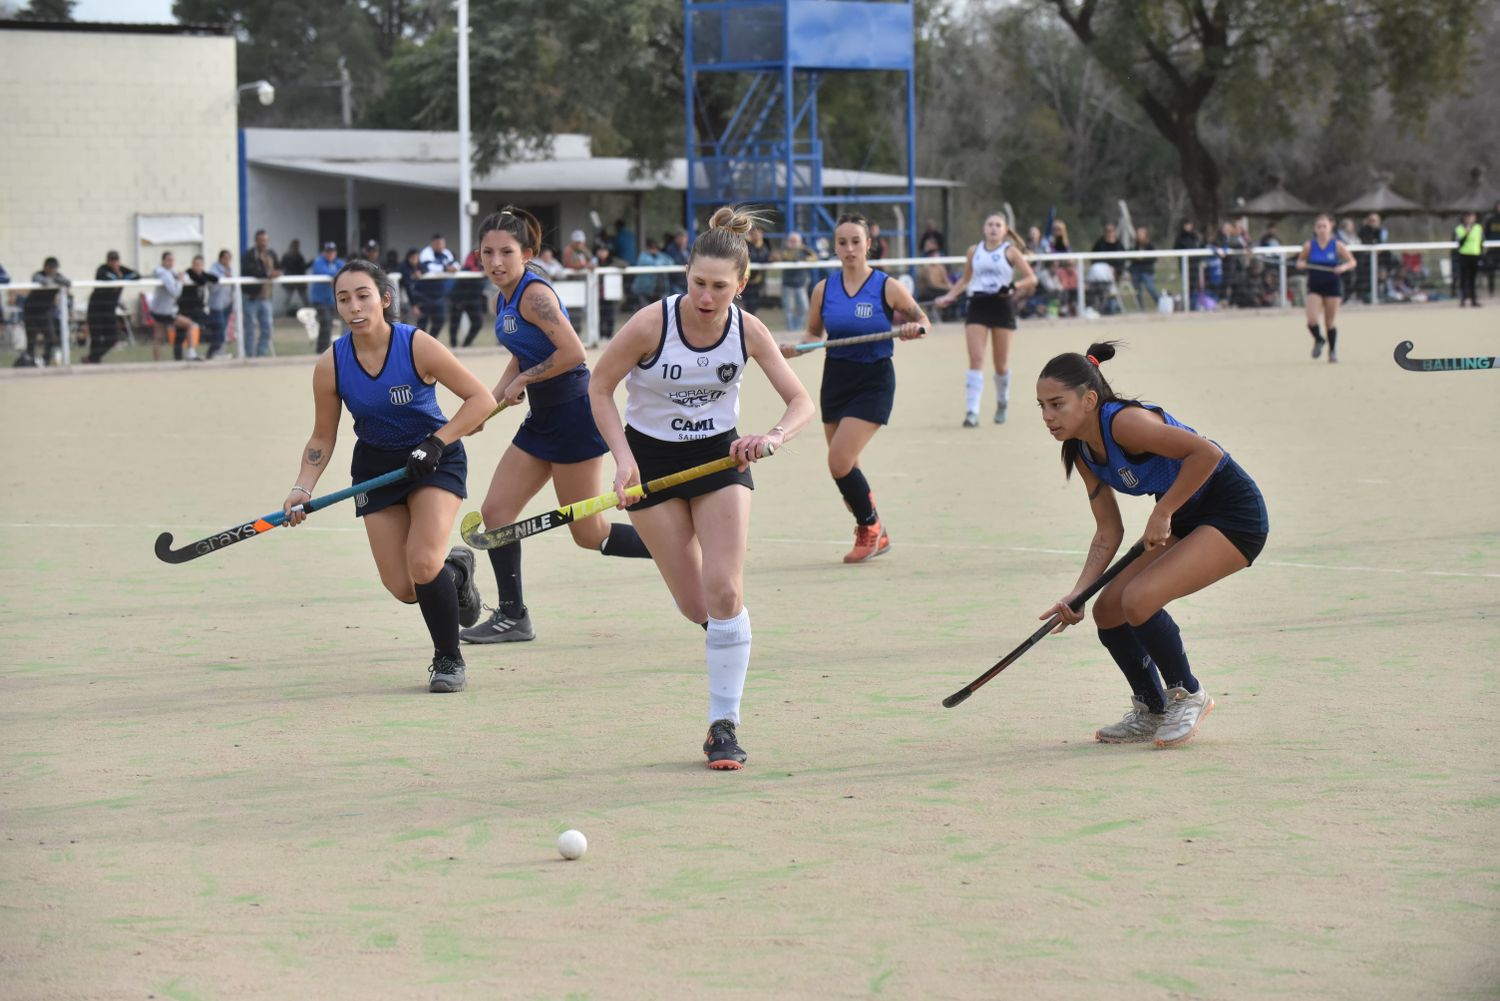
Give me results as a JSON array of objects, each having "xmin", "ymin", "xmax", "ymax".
[{"xmin": 1455, "ymin": 211, "xmax": 1483, "ymax": 308}]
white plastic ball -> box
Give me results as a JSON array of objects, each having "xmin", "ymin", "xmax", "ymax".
[{"xmin": 557, "ymin": 829, "xmax": 587, "ymax": 860}]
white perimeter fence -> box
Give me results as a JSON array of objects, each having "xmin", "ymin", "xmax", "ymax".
[{"xmin": 3, "ymin": 240, "xmax": 1495, "ymax": 367}]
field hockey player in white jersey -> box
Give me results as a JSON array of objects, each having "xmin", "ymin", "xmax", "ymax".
[
  {"xmin": 589, "ymin": 206, "xmax": 814, "ymax": 770},
  {"xmin": 936, "ymin": 213, "xmax": 1037, "ymax": 427}
]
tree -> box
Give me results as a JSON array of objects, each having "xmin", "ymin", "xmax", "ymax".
[
  {"xmin": 1045, "ymin": 0, "xmax": 1477, "ymax": 229},
  {"xmin": 15, "ymin": 0, "xmax": 75, "ymax": 20}
]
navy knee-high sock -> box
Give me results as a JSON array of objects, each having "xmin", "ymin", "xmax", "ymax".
[
  {"xmin": 487, "ymin": 542, "xmax": 524, "ymax": 617},
  {"xmin": 1307, "ymin": 322, "xmax": 1322, "ymax": 341},
  {"xmin": 414, "ymin": 566, "xmax": 462, "ymax": 661},
  {"xmin": 1130, "ymin": 610, "xmax": 1199, "ymax": 694},
  {"xmin": 1097, "ymin": 624, "xmax": 1166, "ymax": 713},
  {"xmin": 1326, "ymin": 326, "xmax": 1338, "ymax": 352},
  {"xmin": 600, "ymin": 522, "xmax": 651, "ymax": 558},
  {"xmin": 834, "ymin": 468, "xmax": 877, "ymax": 526}
]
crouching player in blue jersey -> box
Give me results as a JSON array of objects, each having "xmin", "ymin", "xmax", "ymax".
[
  {"xmin": 281, "ymin": 259, "xmax": 497, "ymax": 693},
  {"xmin": 459, "ymin": 207, "xmax": 653, "ymax": 647},
  {"xmin": 1036, "ymin": 341, "xmax": 1269, "ymax": 748}
]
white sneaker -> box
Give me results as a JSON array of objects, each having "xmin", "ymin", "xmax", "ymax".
[
  {"xmin": 1154, "ymin": 686, "xmax": 1213, "ymax": 748},
  {"xmin": 1095, "ymin": 697, "xmax": 1165, "ymax": 743}
]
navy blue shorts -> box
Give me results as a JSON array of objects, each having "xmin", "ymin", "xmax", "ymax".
[
  {"xmin": 1307, "ymin": 273, "xmax": 1342, "ymax": 299},
  {"xmin": 513, "ymin": 394, "xmax": 609, "ymax": 465},
  {"xmin": 624, "ymin": 425, "xmax": 752, "ymax": 511},
  {"xmin": 351, "ymin": 439, "xmax": 467, "ymax": 518},
  {"xmin": 821, "ymin": 357, "xmax": 896, "ymax": 425},
  {"xmin": 1170, "ymin": 457, "xmax": 1269, "ymax": 565}
]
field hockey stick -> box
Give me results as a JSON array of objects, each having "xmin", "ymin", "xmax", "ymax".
[
  {"xmin": 1295, "ymin": 262, "xmax": 1343, "ymax": 274},
  {"xmin": 460, "ymin": 453, "xmax": 752, "ymax": 550},
  {"xmin": 794, "ymin": 325, "xmax": 927, "ymax": 354},
  {"xmin": 157, "ymin": 403, "xmax": 517, "ymax": 564},
  {"xmin": 941, "ymin": 542, "xmax": 1146, "ymax": 708},
  {"xmin": 1394, "ymin": 340, "xmax": 1497, "ymax": 372}
]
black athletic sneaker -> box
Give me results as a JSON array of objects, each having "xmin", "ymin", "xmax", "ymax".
[
  {"xmin": 428, "ymin": 654, "xmax": 467, "ymax": 693},
  {"xmin": 446, "ymin": 546, "xmax": 481, "ymax": 628},
  {"xmin": 703, "ymin": 718, "xmax": 747, "ymax": 770},
  {"xmin": 460, "ymin": 606, "xmax": 535, "ymax": 644}
]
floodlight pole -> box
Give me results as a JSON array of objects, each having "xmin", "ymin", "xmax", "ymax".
[{"xmin": 457, "ymin": 0, "xmax": 474, "ymax": 259}]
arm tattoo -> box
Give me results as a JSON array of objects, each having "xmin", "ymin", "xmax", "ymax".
[
  {"xmin": 1086, "ymin": 537, "xmax": 1113, "ymax": 568},
  {"xmin": 528, "ymin": 290, "xmax": 559, "ymax": 327},
  {"xmin": 306, "ymin": 448, "xmax": 323, "ymax": 465},
  {"xmin": 522, "ymin": 356, "xmax": 556, "ymax": 380}
]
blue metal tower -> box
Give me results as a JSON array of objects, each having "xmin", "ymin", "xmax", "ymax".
[{"xmin": 684, "ymin": 0, "xmax": 918, "ymax": 255}]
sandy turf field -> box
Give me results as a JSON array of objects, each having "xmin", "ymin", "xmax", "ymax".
[{"xmin": 2, "ymin": 306, "xmax": 1496, "ymax": 1000}]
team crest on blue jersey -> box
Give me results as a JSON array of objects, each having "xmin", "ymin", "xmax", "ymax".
[
  {"xmin": 389, "ymin": 384, "xmax": 413, "ymax": 406},
  {"xmin": 854, "ymin": 302, "xmax": 874, "ymax": 319},
  {"xmin": 502, "ymin": 313, "xmax": 518, "ymax": 334},
  {"xmin": 717, "ymin": 362, "xmax": 739, "ymax": 383},
  {"xmin": 1117, "ymin": 467, "xmax": 1139, "ymax": 489}
]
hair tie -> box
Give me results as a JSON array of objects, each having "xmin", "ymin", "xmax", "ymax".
[{"xmin": 1086, "ymin": 354, "xmax": 1100, "ymax": 366}]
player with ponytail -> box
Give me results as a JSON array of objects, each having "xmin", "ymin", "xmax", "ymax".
[
  {"xmin": 589, "ymin": 206, "xmax": 814, "ymax": 769},
  {"xmin": 1035, "ymin": 341, "xmax": 1269, "ymax": 748}
]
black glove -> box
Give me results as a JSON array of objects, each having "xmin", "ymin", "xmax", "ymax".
[
  {"xmin": 999, "ymin": 283, "xmax": 1017, "ymax": 297},
  {"xmin": 405, "ymin": 434, "xmax": 445, "ymax": 481}
]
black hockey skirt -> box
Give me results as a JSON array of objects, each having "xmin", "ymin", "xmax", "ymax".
[
  {"xmin": 1169, "ymin": 457, "xmax": 1269, "ymax": 565},
  {"xmin": 1306, "ymin": 272, "xmax": 1343, "ymax": 299},
  {"xmin": 350, "ymin": 438, "xmax": 467, "ymax": 518},
  {"xmin": 512, "ymin": 393, "xmax": 610, "ymax": 465},
  {"xmin": 964, "ymin": 291, "xmax": 1017, "ymax": 329},
  {"xmin": 624, "ymin": 425, "xmax": 753, "ymax": 511},
  {"xmin": 820, "ymin": 356, "xmax": 896, "ymax": 425}
]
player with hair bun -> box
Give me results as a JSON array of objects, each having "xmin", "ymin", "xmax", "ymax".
[
  {"xmin": 936, "ymin": 213, "xmax": 1037, "ymax": 427},
  {"xmin": 780, "ymin": 213, "xmax": 929, "ymax": 563},
  {"xmin": 589, "ymin": 205, "xmax": 814, "ymax": 769},
  {"xmin": 281, "ymin": 259, "xmax": 497, "ymax": 693},
  {"xmin": 1035, "ymin": 341, "xmax": 1269, "ymax": 748},
  {"xmin": 461, "ymin": 206, "xmax": 653, "ymax": 648}
]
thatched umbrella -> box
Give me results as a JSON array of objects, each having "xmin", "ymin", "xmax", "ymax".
[
  {"xmin": 1336, "ymin": 179, "xmax": 1426, "ymax": 216},
  {"xmin": 1236, "ymin": 179, "xmax": 1316, "ymax": 217},
  {"xmin": 1442, "ymin": 166, "xmax": 1499, "ymax": 214}
]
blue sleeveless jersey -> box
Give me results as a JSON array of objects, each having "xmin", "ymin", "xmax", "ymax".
[
  {"xmin": 495, "ymin": 270, "xmax": 588, "ymax": 406},
  {"xmin": 821, "ymin": 270, "xmax": 895, "ymax": 363},
  {"xmin": 333, "ymin": 323, "xmax": 447, "ymax": 449},
  {"xmin": 1308, "ymin": 238, "xmax": 1338, "ymax": 269},
  {"xmin": 1077, "ymin": 401, "xmax": 1227, "ymax": 500}
]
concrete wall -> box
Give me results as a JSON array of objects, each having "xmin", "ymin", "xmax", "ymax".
[{"xmin": 0, "ymin": 27, "xmax": 238, "ymax": 283}]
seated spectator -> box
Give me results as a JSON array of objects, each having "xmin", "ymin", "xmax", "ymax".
[
  {"xmin": 919, "ymin": 218, "xmax": 946, "ymax": 255},
  {"xmin": 561, "ymin": 229, "xmax": 594, "ymax": 271},
  {"xmin": 176, "ymin": 254, "xmax": 219, "ymax": 359},
  {"xmin": 914, "ymin": 236, "xmax": 957, "ymax": 321},
  {"xmin": 536, "ymin": 245, "xmax": 565, "ymax": 280}
]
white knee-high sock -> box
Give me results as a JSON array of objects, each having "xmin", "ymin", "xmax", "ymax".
[
  {"xmin": 706, "ymin": 607, "xmax": 751, "ymax": 724},
  {"xmin": 965, "ymin": 370, "xmax": 983, "ymax": 412},
  {"xmin": 992, "ymin": 370, "xmax": 1011, "ymax": 405}
]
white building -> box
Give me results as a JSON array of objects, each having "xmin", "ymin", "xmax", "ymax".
[
  {"xmin": 0, "ymin": 20, "xmax": 238, "ymax": 281},
  {"xmin": 245, "ymin": 128, "xmax": 960, "ymax": 262}
]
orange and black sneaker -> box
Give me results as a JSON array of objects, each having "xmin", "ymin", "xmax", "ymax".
[
  {"xmin": 703, "ymin": 718, "xmax": 747, "ymax": 770},
  {"xmin": 843, "ymin": 520, "xmax": 891, "ymax": 564}
]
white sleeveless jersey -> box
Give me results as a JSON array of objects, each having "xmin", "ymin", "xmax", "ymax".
[
  {"xmin": 969, "ymin": 240, "xmax": 1015, "ymax": 294},
  {"xmin": 624, "ymin": 295, "xmax": 748, "ymax": 441}
]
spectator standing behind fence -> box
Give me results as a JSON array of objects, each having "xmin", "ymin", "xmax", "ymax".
[
  {"xmin": 1481, "ymin": 200, "xmax": 1500, "ymax": 297},
  {"xmin": 176, "ymin": 254, "xmax": 218, "ymax": 360},
  {"xmin": 242, "ymin": 230, "xmax": 281, "ymax": 357},
  {"xmin": 417, "ymin": 233, "xmax": 460, "ymax": 342},
  {"xmin": 1128, "ymin": 227, "xmax": 1159, "ymax": 310},
  {"xmin": 309, "ymin": 242, "xmax": 343, "ymax": 353},
  {"xmin": 611, "ymin": 219, "xmax": 637, "ymax": 267},
  {"xmin": 1091, "ymin": 223, "xmax": 1125, "ymax": 276},
  {"xmin": 1173, "ymin": 221, "xmax": 1201, "ymax": 309},
  {"xmin": 535, "ymin": 246, "xmax": 564, "ymax": 280},
  {"xmin": 1456, "ymin": 211, "xmax": 1484, "ymax": 308},
  {"xmin": 20, "ymin": 257, "xmax": 70, "ymax": 367},
  {"xmin": 592, "ymin": 242, "xmax": 620, "ymax": 339},
  {"xmin": 665, "ymin": 229, "xmax": 691, "ymax": 293},
  {"xmin": 561, "ymin": 230, "xmax": 593, "ymax": 271},
  {"xmin": 207, "ymin": 250, "xmax": 233, "ymax": 357},
  {"xmin": 1049, "ymin": 220, "xmax": 1077, "ymax": 317},
  {"xmin": 1356, "ymin": 213, "xmax": 1390, "ymax": 304},
  {"xmin": 867, "ymin": 222, "xmax": 890, "ymax": 262},
  {"xmin": 776, "ymin": 231, "xmax": 818, "ymax": 332},
  {"xmin": 453, "ymin": 248, "xmax": 488, "ymax": 347},
  {"xmin": 630, "ymin": 236, "xmax": 671, "ymax": 310},
  {"xmin": 85, "ymin": 251, "xmax": 138, "ymax": 364},
  {"xmin": 281, "ymin": 239, "xmax": 309, "ymax": 314},
  {"xmin": 743, "ymin": 227, "xmax": 770, "ymax": 313},
  {"xmin": 398, "ymin": 248, "xmax": 422, "ymax": 321},
  {"xmin": 149, "ymin": 252, "xmax": 199, "ymax": 362},
  {"xmin": 361, "ymin": 239, "xmax": 382, "ymax": 266}
]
